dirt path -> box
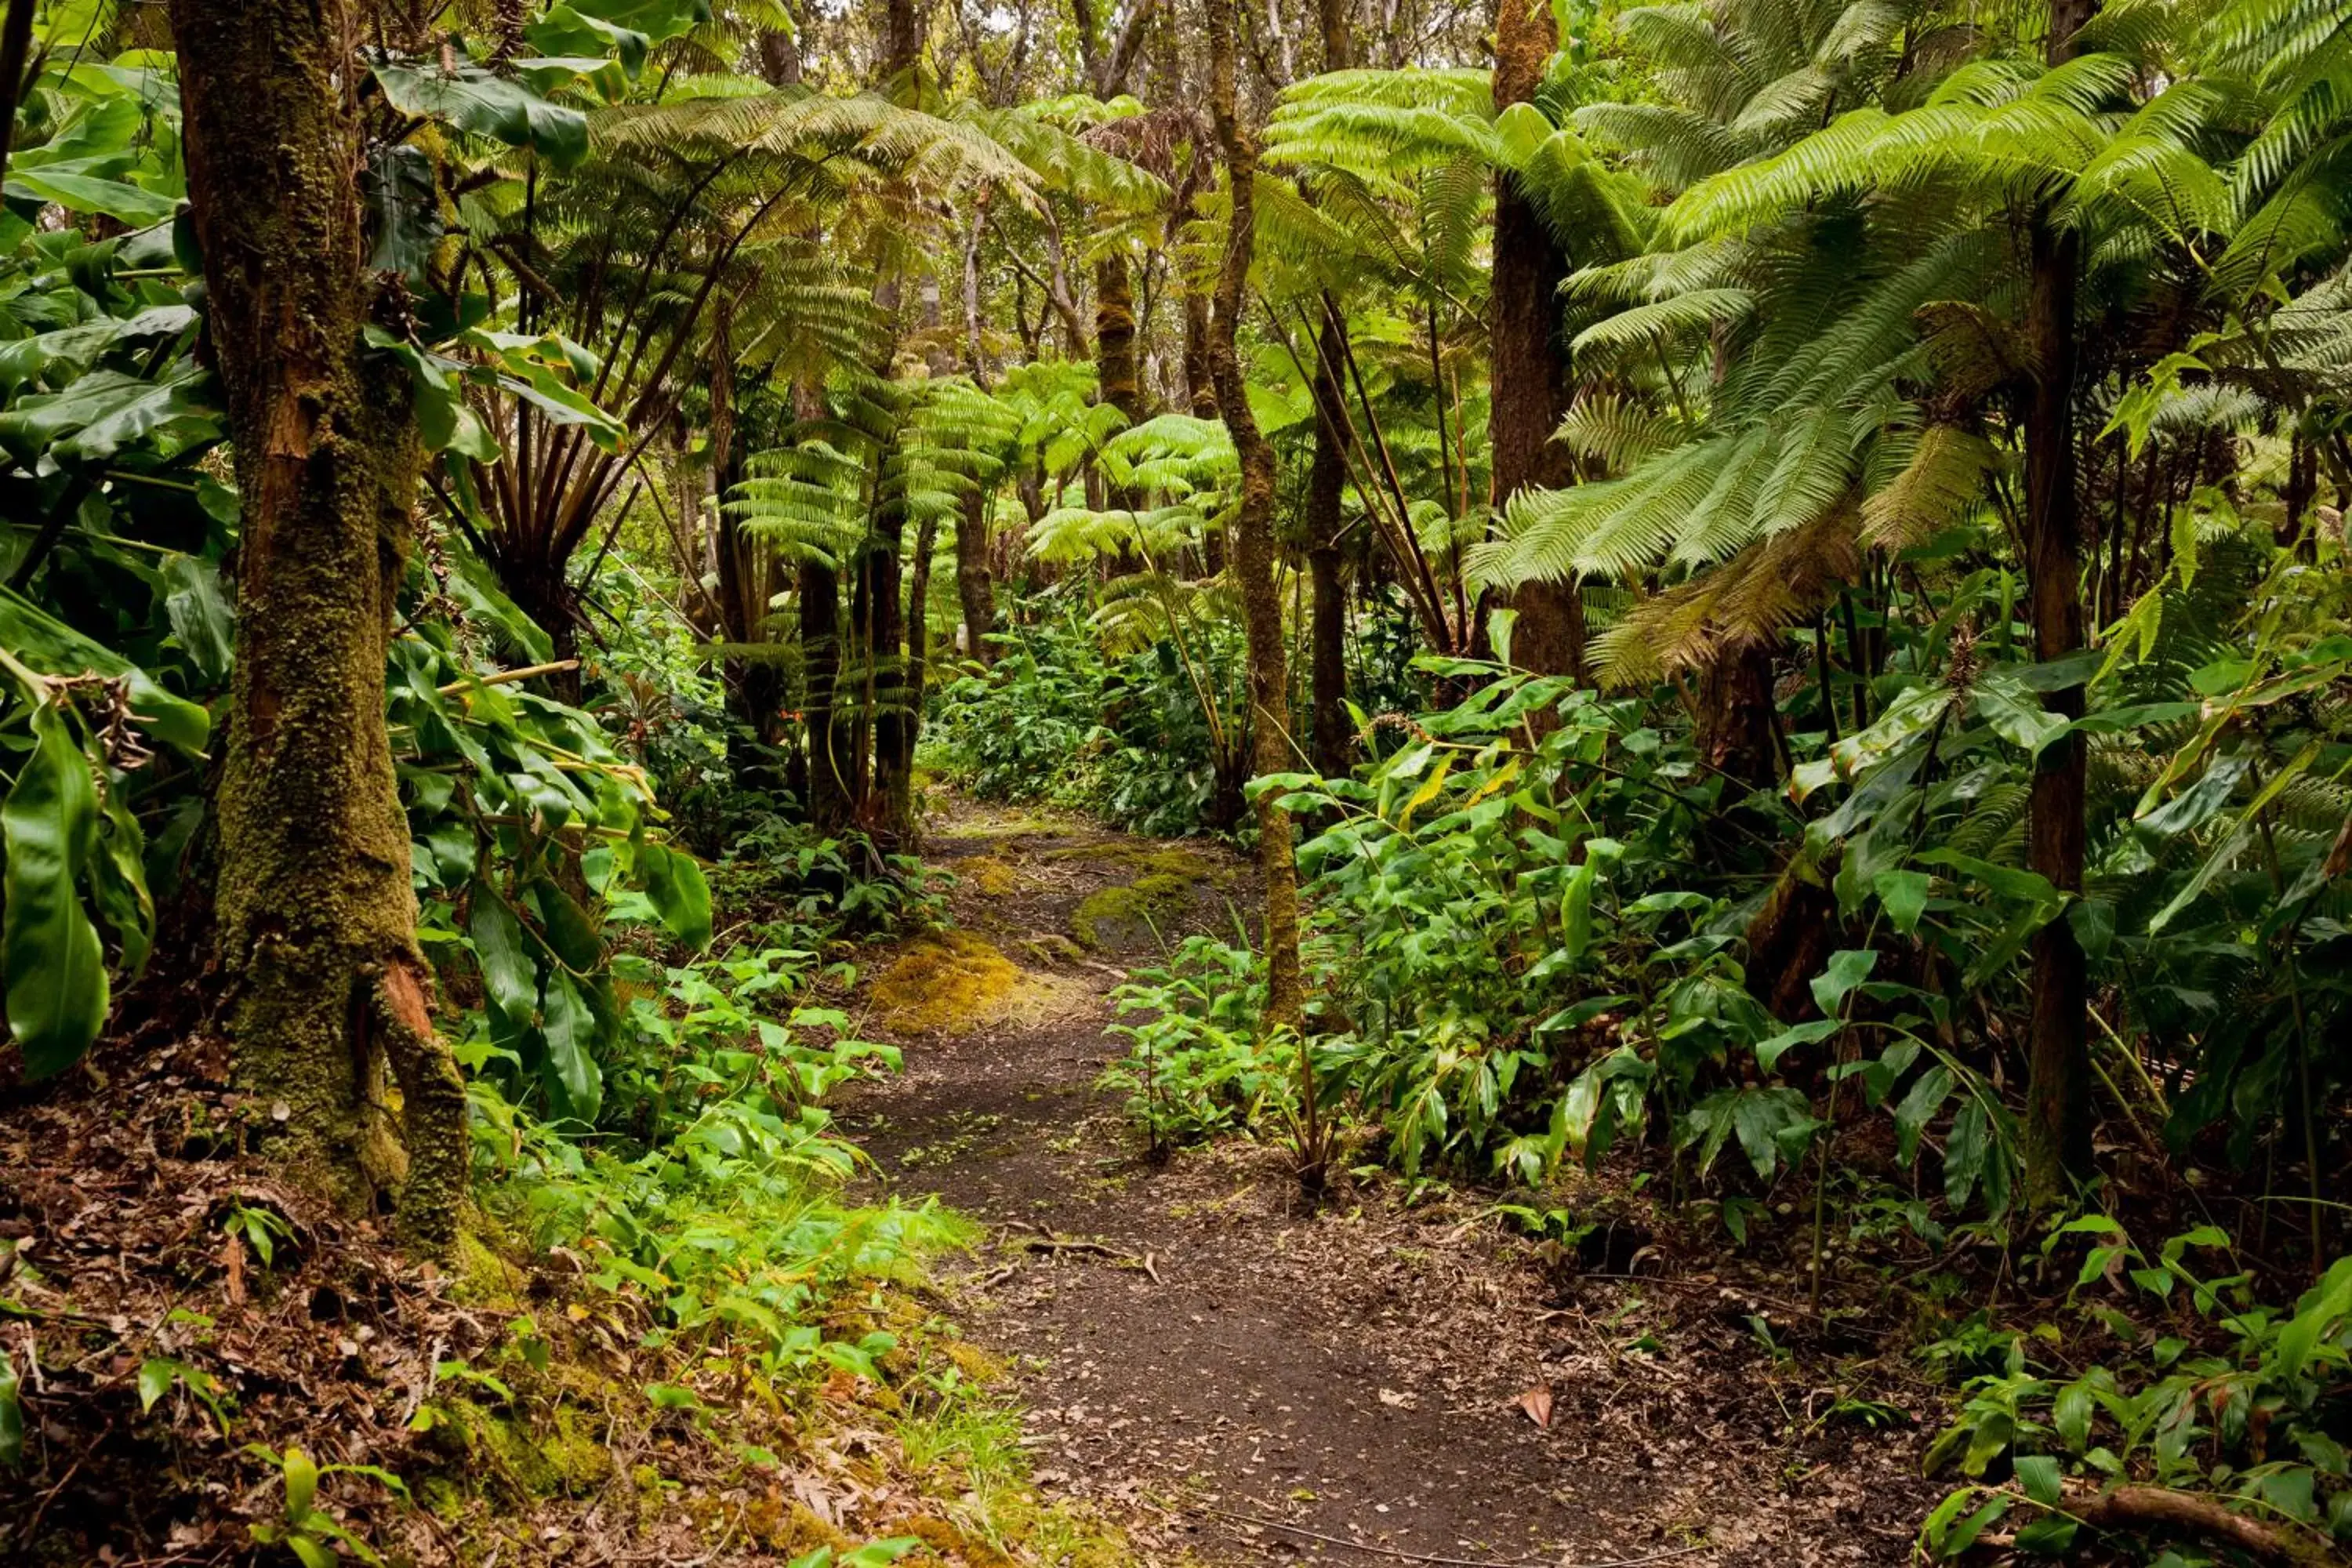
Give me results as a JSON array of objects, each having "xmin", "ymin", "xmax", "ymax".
[{"xmin": 840, "ymin": 796, "xmax": 1935, "ymax": 1567}]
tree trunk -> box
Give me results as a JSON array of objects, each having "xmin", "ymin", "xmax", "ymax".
[
  {"xmin": 1207, "ymin": 0, "xmax": 1305, "ymax": 1038},
  {"xmin": 1490, "ymin": 0, "xmax": 1584, "ymax": 684},
  {"xmin": 1305, "ymin": 0, "xmax": 1353, "ymax": 778},
  {"xmin": 171, "ymin": 0, "xmax": 464, "ymax": 1248},
  {"xmin": 800, "ymin": 557, "xmax": 855, "ymax": 829},
  {"xmin": 2021, "ymin": 0, "xmax": 2099, "ymax": 1207},
  {"xmin": 955, "ymin": 486, "xmax": 995, "ymax": 665},
  {"xmin": 1306, "ymin": 303, "xmax": 1353, "ymax": 777},
  {"xmin": 1096, "ymin": 252, "xmax": 1145, "ymax": 442},
  {"xmin": 1697, "ymin": 638, "xmax": 1777, "ymax": 789},
  {"xmin": 1096, "ymin": 249, "xmax": 1145, "ymax": 570},
  {"xmin": 866, "ymin": 427, "xmax": 916, "ymax": 842},
  {"xmin": 1182, "ymin": 289, "xmax": 1218, "ymax": 419}
]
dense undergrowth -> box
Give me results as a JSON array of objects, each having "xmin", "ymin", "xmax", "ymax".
[
  {"xmin": 0, "ymin": 503, "xmax": 1099, "ymax": 1562},
  {"xmin": 933, "ymin": 555, "xmax": 2352, "ymax": 1560}
]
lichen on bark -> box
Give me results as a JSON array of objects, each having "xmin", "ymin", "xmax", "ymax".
[{"xmin": 170, "ymin": 0, "xmax": 466, "ymax": 1248}]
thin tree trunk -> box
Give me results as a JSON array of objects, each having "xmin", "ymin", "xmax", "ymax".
[
  {"xmin": 1305, "ymin": 0, "xmax": 1353, "ymax": 778},
  {"xmin": 171, "ymin": 0, "xmax": 464, "ymax": 1248},
  {"xmin": 1182, "ymin": 290, "xmax": 1218, "ymax": 419},
  {"xmin": 1207, "ymin": 0, "xmax": 1305, "ymax": 1040},
  {"xmin": 867, "ymin": 425, "xmax": 916, "ymax": 840},
  {"xmin": 2021, "ymin": 0, "xmax": 2099, "ymax": 1206},
  {"xmin": 1490, "ymin": 0, "xmax": 1584, "ymax": 684},
  {"xmin": 800, "ymin": 554, "xmax": 854, "ymax": 829}
]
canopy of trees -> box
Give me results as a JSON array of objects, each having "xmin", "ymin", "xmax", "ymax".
[{"xmin": 2, "ymin": 0, "xmax": 2351, "ymax": 1559}]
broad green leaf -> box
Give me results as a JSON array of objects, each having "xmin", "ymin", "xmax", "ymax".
[
  {"xmin": 1874, "ymin": 869, "xmax": 1930, "ymax": 934},
  {"xmin": 2276, "ymin": 1254, "xmax": 2352, "ymax": 1383},
  {"xmin": 1755, "ymin": 1018, "xmax": 1839, "ymax": 1073},
  {"xmin": 363, "ymin": 143, "xmax": 443, "ymax": 281},
  {"xmin": 1892, "ymin": 1065, "xmax": 1953, "ymax": 1166},
  {"xmin": 2053, "ymin": 1380, "xmax": 2093, "ymax": 1453},
  {"xmin": 3, "ymin": 704, "xmax": 108, "ymax": 1078},
  {"xmin": 1973, "ymin": 670, "xmax": 2070, "ymax": 757},
  {"xmin": 0, "ymin": 359, "xmax": 220, "ymax": 466},
  {"xmin": 1809, "ymin": 948, "xmax": 1878, "ymax": 1014},
  {"xmin": 539, "ymin": 970, "xmax": 603, "ymax": 1122},
  {"xmin": 2013, "ymin": 1454, "xmax": 2062, "ymax": 1506},
  {"xmin": 162, "ymin": 553, "xmax": 234, "ymax": 682},
  {"xmin": 637, "ymin": 842, "xmax": 712, "ymax": 950},
  {"xmin": 0, "ymin": 1348, "xmax": 21, "ymax": 1466},
  {"xmin": 368, "ymin": 55, "xmax": 590, "ymax": 168},
  {"xmin": 89, "ymin": 782, "xmax": 154, "ymax": 979},
  {"xmin": 467, "ymin": 885, "xmax": 539, "ymax": 1025},
  {"xmin": 5, "ymin": 169, "xmax": 178, "ymax": 224},
  {"xmin": 283, "ymin": 1446, "xmax": 318, "ymax": 1519}
]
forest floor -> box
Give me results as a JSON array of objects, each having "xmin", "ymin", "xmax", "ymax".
[{"xmin": 840, "ymin": 792, "xmax": 1946, "ymax": 1568}]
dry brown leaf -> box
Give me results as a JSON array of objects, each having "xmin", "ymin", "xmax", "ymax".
[{"xmin": 1516, "ymin": 1384, "xmax": 1555, "ymax": 1428}]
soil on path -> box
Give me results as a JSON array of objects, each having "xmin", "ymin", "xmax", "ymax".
[{"xmin": 839, "ymin": 795, "xmax": 1937, "ymax": 1567}]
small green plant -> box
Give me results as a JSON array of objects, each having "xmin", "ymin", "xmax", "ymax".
[
  {"xmin": 1102, "ymin": 934, "xmax": 1289, "ymax": 1152},
  {"xmin": 137, "ymin": 1356, "xmax": 232, "ymax": 1434},
  {"xmin": 220, "ymin": 1201, "xmax": 296, "ymax": 1269},
  {"xmin": 242, "ymin": 1444, "xmax": 408, "ymax": 1568}
]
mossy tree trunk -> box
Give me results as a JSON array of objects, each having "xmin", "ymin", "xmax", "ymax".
[
  {"xmin": 1490, "ymin": 0, "xmax": 1585, "ymax": 687},
  {"xmin": 1207, "ymin": 0, "xmax": 1306, "ymax": 1044},
  {"xmin": 169, "ymin": 0, "xmax": 464, "ymax": 1248}
]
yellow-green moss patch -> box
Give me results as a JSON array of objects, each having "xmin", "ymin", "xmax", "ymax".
[
  {"xmin": 869, "ymin": 930, "xmax": 1083, "ymax": 1034},
  {"xmin": 956, "ymin": 856, "xmax": 1023, "ymax": 897},
  {"xmin": 1071, "ymin": 871, "xmax": 1196, "ymax": 949}
]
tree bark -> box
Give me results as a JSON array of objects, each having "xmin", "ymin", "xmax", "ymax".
[
  {"xmin": 1304, "ymin": 0, "xmax": 1353, "ymax": 778},
  {"xmin": 1490, "ymin": 0, "xmax": 1584, "ymax": 684},
  {"xmin": 171, "ymin": 0, "xmax": 464, "ymax": 1248},
  {"xmin": 955, "ymin": 487, "xmax": 995, "ymax": 665},
  {"xmin": 866, "ymin": 423, "xmax": 916, "ymax": 840},
  {"xmin": 800, "ymin": 555, "xmax": 855, "ymax": 829},
  {"xmin": 2021, "ymin": 0, "xmax": 2099, "ymax": 1206},
  {"xmin": 1096, "ymin": 252, "xmax": 1145, "ymax": 445},
  {"xmin": 1206, "ymin": 0, "xmax": 1305, "ymax": 1037}
]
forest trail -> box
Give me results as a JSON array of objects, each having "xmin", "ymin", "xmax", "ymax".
[{"xmin": 839, "ymin": 794, "xmax": 1936, "ymax": 1568}]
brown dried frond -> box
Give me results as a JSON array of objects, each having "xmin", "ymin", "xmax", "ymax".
[
  {"xmin": 1595, "ymin": 510, "xmax": 1863, "ymax": 686},
  {"xmin": 1861, "ymin": 424, "xmax": 1999, "ymax": 551}
]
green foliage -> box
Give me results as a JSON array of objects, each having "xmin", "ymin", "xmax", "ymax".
[
  {"xmin": 1101, "ymin": 934, "xmax": 1289, "ymax": 1148},
  {"xmin": 929, "ymin": 601, "xmax": 1244, "ymax": 838},
  {"xmin": 243, "ymin": 1443, "xmax": 406, "ymax": 1568},
  {"xmin": 462, "ymin": 942, "xmax": 967, "ymax": 1376},
  {"xmin": 1920, "ymin": 1230, "xmax": 2352, "ymax": 1557}
]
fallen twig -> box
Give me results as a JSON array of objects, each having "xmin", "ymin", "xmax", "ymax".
[
  {"xmin": 1021, "ymin": 1237, "xmax": 1127, "ymax": 1259},
  {"xmin": 1203, "ymin": 1506, "xmax": 1709, "ymax": 1568}
]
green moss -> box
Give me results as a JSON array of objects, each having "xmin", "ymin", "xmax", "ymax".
[
  {"xmin": 870, "ymin": 930, "xmax": 1083, "ymax": 1034},
  {"xmin": 956, "ymin": 856, "xmax": 1022, "ymax": 897},
  {"xmin": 1071, "ymin": 872, "xmax": 1195, "ymax": 949},
  {"xmin": 1038, "ymin": 841, "xmax": 1229, "ymax": 881},
  {"xmin": 448, "ymin": 1230, "xmax": 529, "ymax": 1310}
]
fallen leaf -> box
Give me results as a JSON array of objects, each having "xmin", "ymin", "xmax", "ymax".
[
  {"xmin": 1376, "ymin": 1387, "xmax": 1415, "ymax": 1409},
  {"xmin": 1516, "ymin": 1384, "xmax": 1555, "ymax": 1428}
]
